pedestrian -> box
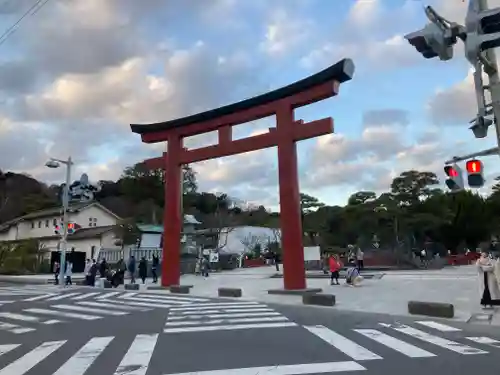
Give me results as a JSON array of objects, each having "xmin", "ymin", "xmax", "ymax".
[
  {"xmin": 84, "ymin": 259, "xmax": 92, "ymax": 286},
  {"xmin": 128, "ymin": 255, "xmax": 136, "ymax": 284},
  {"xmin": 356, "ymin": 248, "xmax": 364, "ymax": 271},
  {"xmin": 151, "ymin": 254, "xmax": 159, "ymax": 283},
  {"xmin": 329, "ymin": 254, "xmax": 342, "ymax": 285},
  {"xmin": 345, "ymin": 261, "xmax": 363, "ymax": 287},
  {"xmin": 116, "ymin": 258, "xmax": 126, "ymax": 285},
  {"xmin": 274, "ymin": 251, "xmax": 280, "ymax": 271},
  {"xmin": 476, "ymin": 252, "xmax": 500, "ymax": 308},
  {"xmin": 99, "ymin": 258, "xmax": 108, "ymax": 279},
  {"xmin": 201, "ymin": 256, "xmax": 209, "ymax": 277},
  {"xmin": 89, "ymin": 259, "xmax": 97, "ymax": 286},
  {"xmin": 64, "ymin": 262, "xmax": 73, "ymax": 286},
  {"xmin": 53, "ymin": 261, "xmax": 60, "ymax": 285},
  {"xmin": 138, "ymin": 257, "xmax": 147, "ymax": 284}
]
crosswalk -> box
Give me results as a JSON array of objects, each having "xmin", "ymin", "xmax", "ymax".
[
  {"xmin": 0, "ymin": 285, "xmax": 63, "ymax": 297},
  {"xmin": 0, "ymin": 320, "xmax": 497, "ymax": 374},
  {"xmin": 0, "ymin": 291, "xmax": 212, "ymax": 335},
  {"xmin": 164, "ymin": 301, "xmax": 297, "ymax": 333}
]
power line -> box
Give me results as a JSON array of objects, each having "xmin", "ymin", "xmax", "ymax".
[{"xmin": 0, "ymin": 0, "xmax": 51, "ymax": 47}]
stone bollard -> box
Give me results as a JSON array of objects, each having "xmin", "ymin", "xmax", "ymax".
[
  {"xmin": 103, "ymin": 280, "xmax": 113, "ymax": 288},
  {"xmin": 408, "ymin": 301, "xmax": 454, "ymax": 318},
  {"xmin": 170, "ymin": 285, "xmax": 191, "ymax": 294},
  {"xmin": 218, "ymin": 288, "xmax": 242, "ymax": 298},
  {"xmin": 125, "ymin": 283, "xmax": 140, "ymax": 291},
  {"xmin": 302, "ymin": 293, "xmax": 336, "ymax": 307}
]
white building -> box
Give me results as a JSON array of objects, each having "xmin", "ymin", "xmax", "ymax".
[{"xmin": 0, "ymin": 202, "xmax": 121, "ymax": 270}]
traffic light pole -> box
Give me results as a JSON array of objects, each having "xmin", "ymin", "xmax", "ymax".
[
  {"xmin": 59, "ymin": 157, "xmax": 72, "ymax": 284},
  {"xmin": 479, "ymin": 0, "xmax": 500, "ymax": 152}
]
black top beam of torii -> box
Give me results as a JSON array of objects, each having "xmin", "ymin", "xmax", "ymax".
[{"xmin": 130, "ymin": 58, "xmax": 355, "ymax": 134}]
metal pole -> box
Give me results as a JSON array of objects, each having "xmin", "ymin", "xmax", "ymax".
[
  {"xmin": 59, "ymin": 157, "xmax": 72, "ymax": 284},
  {"xmin": 478, "ymin": 0, "xmax": 500, "ymax": 150}
]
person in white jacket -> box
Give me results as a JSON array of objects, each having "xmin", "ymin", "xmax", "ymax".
[{"xmin": 477, "ymin": 252, "xmax": 500, "ymax": 308}]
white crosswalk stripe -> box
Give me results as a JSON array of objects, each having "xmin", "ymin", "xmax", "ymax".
[{"xmin": 164, "ymin": 302, "xmax": 297, "ymax": 333}]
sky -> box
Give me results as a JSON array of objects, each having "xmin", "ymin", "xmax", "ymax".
[{"xmin": 0, "ymin": 0, "xmax": 499, "ymax": 210}]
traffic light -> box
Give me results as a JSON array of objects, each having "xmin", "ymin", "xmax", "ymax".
[
  {"xmin": 464, "ymin": 6, "xmax": 500, "ymax": 64},
  {"xmin": 405, "ymin": 22, "xmax": 455, "ymax": 61},
  {"xmin": 466, "ymin": 159, "xmax": 485, "ymax": 188},
  {"xmin": 67, "ymin": 222, "xmax": 76, "ymax": 235},
  {"xmin": 444, "ymin": 164, "xmax": 464, "ymax": 191},
  {"xmin": 54, "ymin": 224, "xmax": 61, "ymax": 235}
]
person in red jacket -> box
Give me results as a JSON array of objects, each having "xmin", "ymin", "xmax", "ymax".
[{"xmin": 329, "ymin": 254, "xmax": 342, "ymax": 285}]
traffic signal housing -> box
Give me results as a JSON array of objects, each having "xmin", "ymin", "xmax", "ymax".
[
  {"xmin": 465, "ymin": 6, "xmax": 500, "ymax": 63},
  {"xmin": 405, "ymin": 23, "xmax": 455, "ymax": 61},
  {"xmin": 466, "ymin": 159, "xmax": 485, "ymax": 188},
  {"xmin": 444, "ymin": 164, "xmax": 464, "ymax": 191}
]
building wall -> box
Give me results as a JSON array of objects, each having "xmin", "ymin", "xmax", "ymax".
[
  {"xmin": 0, "ymin": 226, "xmax": 18, "ymax": 241},
  {"xmin": 39, "ymin": 232, "xmax": 117, "ymax": 260}
]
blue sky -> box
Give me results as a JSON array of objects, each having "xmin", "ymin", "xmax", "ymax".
[{"xmin": 0, "ymin": 0, "xmax": 498, "ymax": 210}]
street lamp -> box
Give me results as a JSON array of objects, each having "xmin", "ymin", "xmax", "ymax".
[{"xmin": 45, "ymin": 156, "xmax": 73, "ymax": 285}]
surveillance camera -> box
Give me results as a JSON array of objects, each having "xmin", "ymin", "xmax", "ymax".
[{"xmin": 45, "ymin": 160, "xmax": 60, "ymax": 169}]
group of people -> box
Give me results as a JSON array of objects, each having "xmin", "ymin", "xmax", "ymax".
[
  {"xmin": 477, "ymin": 251, "xmax": 500, "ymax": 308},
  {"xmin": 52, "ymin": 261, "xmax": 73, "ymax": 286},
  {"xmin": 327, "ymin": 245, "xmax": 365, "ymax": 287}
]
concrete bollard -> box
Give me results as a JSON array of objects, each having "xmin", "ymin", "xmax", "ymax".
[
  {"xmin": 103, "ymin": 280, "xmax": 113, "ymax": 288},
  {"xmin": 218, "ymin": 288, "xmax": 242, "ymax": 298},
  {"xmin": 170, "ymin": 285, "xmax": 191, "ymax": 294},
  {"xmin": 408, "ymin": 301, "xmax": 454, "ymax": 318},
  {"xmin": 302, "ymin": 293, "xmax": 336, "ymax": 307},
  {"xmin": 125, "ymin": 283, "xmax": 140, "ymax": 290}
]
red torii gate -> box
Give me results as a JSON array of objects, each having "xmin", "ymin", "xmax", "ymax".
[{"xmin": 130, "ymin": 58, "xmax": 354, "ymax": 290}]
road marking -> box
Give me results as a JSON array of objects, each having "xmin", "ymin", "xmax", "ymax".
[
  {"xmin": 170, "ymin": 302, "xmax": 260, "ymax": 311},
  {"xmin": 0, "ymin": 340, "xmax": 65, "ymax": 375},
  {"xmin": 0, "ymin": 322, "xmax": 35, "ymax": 334},
  {"xmin": 24, "ymin": 308, "xmax": 101, "ymax": 320},
  {"xmin": 45, "ymin": 293, "xmax": 81, "ymax": 301},
  {"xmin": 122, "ymin": 296, "xmax": 192, "ymax": 305},
  {"xmin": 164, "ymin": 322, "xmax": 297, "ymax": 333},
  {"xmin": 466, "ymin": 337, "xmax": 500, "ymax": 347},
  {"xmin": 415, "ymin": 321, "xmax": 462, "ymax": 332},
  {"xmin": 51, "ymin": 304, "xmax": 128, "ymax": 316},
  {"xmin": 75, "ymin": 301, "xmax": 149, "ymax": 311},
  {"xmin": 42, "ymin": 319, "xmax": 62, "ymax": 325},
  {"xmin": 304, "ymin": 325, "xmax": 382, "ymax": 361},
  {"xmin": 165, "ymin": 316, "xmax": 289, "ymax": 326},
  {"xmin": 172, "ymin": 308, "xmax": 274, "ymax": 315},
  {"xmin": 52, "ymin": 336, "xmax": 113, "ymax": 375},
  {"xmin": 0, "ymin": 312, "xmax": 40, "ymax": 322},
  {"xmin": 162, "ymin": 361, "xmax": 366, "ymax": 374},
  {"xmin": 354, "ymin": 329, "xmax": 436, "ymax": 358},
  {"xmin": 168, "ymin": 312, "xmax": 281, "ymax": 320},
  {"xmin": 379, "ymin": 323, "xmax": 487, "ymax": 355},
  {"xmin": 23, "ymin": 294, "xmax": 57, "ymax": 302},
  {"xmin": 117, "ymin": 292, "xmax": 138, "ymax": 299},
  {"xmin": 138, "ymin": 294, "xmax": 209, "ymax": 302},
  {"xmin": 96, "ymin": 291, "xmax": 121, "ymax": 299},
  {"xmin": 113, "ymin": 334, "xmax": 158, "ymax": 375},
  {"xmin": 101, "ymin": 299, "xmax": 174, "ymax": 309},
  {"xmin": 0, "ymin": 301, "xmax": 13, "ymax": 305},
  {"xmin": 0, "ymin": 344, "xmax": 19, "ymax": 357},
  {"xmin": 71, "ymin": 292, "xmax": 101, "ymax": 300}
]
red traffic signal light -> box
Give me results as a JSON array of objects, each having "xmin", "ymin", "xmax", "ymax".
[
  {"xmin": 444, "ymin": 165, "xmax": 459, "ymax": 177},
  {"xmin": 466, "ymin": 159, "xmax": 483, "ymax": 174}
]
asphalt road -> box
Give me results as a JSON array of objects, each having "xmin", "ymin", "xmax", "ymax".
[{"xmin": 0, "ymin": 285, "xmax": 498, "ymax": 374}]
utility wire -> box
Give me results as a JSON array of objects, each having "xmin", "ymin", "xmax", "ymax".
[{"xmin": 0, "ymin": 0, "xmax": 51, "ymax": 47}]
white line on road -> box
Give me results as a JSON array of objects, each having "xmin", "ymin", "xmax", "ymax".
[
  {"xmin": 168, "ymin": 312, "xmax": 281, "ymax": 320},
  {"xmin": 45, "ymin": 293, "xmax": 81, "ymax": 301},
  {"xmin": 24, "ymin": 308, "xmax": 101, "ymax": 321},
  {"xmin": 170, "ymin": 302, "xmax": 260, "ymax": 311},
  {"xmin": 51, "ymin": 304, "xmax": 128, "ymax": 316},
  {"xmin": 122, "ymin": 297, "xmax": 192, "ymax": 305},
  {"xmin": 52, "ymin": 336, "xmax": 114, "ymax": 375},
  {"xmin": 379, "ymin": 323, "xmax": 487, "ymax": 355},
  {"xmin": 0, "ymin": 344, "xmax": 19, "ymax": 357},
  {"xmin": 354, "ymin": 329, "xmax": 436, "ymax": 358},
  {"xmin": 0, "ymin": 322, "xmax": 35, "ymax": 334},
  {"xmin": 43, "ymin": 319, "xmax": 62, "ymax": 325},
  {"xmin": 138, "ymin": 294, "xmax": 209, "ymax": 302},
  {"xmin": 101, "ymin": 299, "xmax": 174, "ymax": 309},
  {"xmin": 172, "ymin": 308, "xmax": 274, "ymax": 315},
  {"xmin": 96, "ymin": 292, "xmax": 121, "ymax": 299},
  {"xmin": 466, "ymin": 337, "xmax": 500, "ymax": 347},
  {"xmin": 162, "ymin": 361, "xmax": 365, "ymax": 374},
  {"xmin": 415, "ymin": 321, "xmax": 462, "ymax": 332},
  {"xmin": 71, "ymin": 292, "xmax": 102, "ymax": 300},
  {"xmin": 75, "ymin": 301, "xmax": 149, "ymax": 311},
  {"xmin": 22, "ymin": 294, "xmax": 57, "ymax": 302},
  {"xmin": 165, "ymin": 316, "xmax": 289, "ymax": 326},
  {"xmin": 164, "ymin": 322, "xmax": 297, "ymax": 333},
  {"xmin": 304, "ymin": 325, "xmax": 382, "ymax": 361},
  {"xmin": 113, "ymin": 334, "xmax": 158, "ymax": 375},
  {"xmin": 0, "ymin": 340, "xmax": 65, "ymax": 375},
  {"xmin": 117, "ymin": 292, "xmax": 138, "ymax": 299},
  {"xmin": 0, "ymin": 312, "xmax": 40, "ymax": 322}
]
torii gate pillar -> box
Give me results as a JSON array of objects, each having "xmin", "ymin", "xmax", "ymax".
[{"xmin": 131, "ymin": 58, "xmax": 355, "ymax": 290}]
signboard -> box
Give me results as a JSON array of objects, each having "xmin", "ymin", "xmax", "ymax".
[
  {"xmin": 303, "ymin": 246, "xmax": 321, "ymax": 261},
  {"xmin": 209, "ymin": 251, "xmax": 219, "ymax": 263}
]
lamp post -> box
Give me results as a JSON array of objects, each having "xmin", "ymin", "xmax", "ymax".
[{"xmin": 45, "ymin": 156, "xmax": 73, "ymax": 284}]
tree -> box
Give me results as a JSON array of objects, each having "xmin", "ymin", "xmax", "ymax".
[
  {"xmin": 113, "ymin": 218, "xmax": 141, "ymax": 248},
  {"xmin": 300, "ymin": 193, "xmax": 325, "ymax": 214},
  {"xmin": 390, "ymin": 170, "xmax": 439, "ymax": 207},
  {"xmin": 347, "ymin": 191, "xmax": 376, "ymax": 206}
]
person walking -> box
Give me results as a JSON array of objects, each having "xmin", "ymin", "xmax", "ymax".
[
  {"xmin": 151, "ymin": 254, "xmax": 159, "ymax": 283},
  {"xmin": 356, "ymin": 248, "xmax": 364, "ymax": 271},
  {"xmin": 477, "ymin": 252, "xmax": 500, "ymax": 308},
  {"xmin": 64, "ymin": 262, "xmax": 73, "ymax": 286},
  {"xmin": 329, "ymin": 254, "xmax": 342, "ymax": 285},
  {"xmin": 84, "ymin": 259, "xmax": 92, "ymax": 286},
  {"xmin": 53, "ymin": 261, "xmax": 60, "ymax": 285},
  {"xmin": 99, "ymin": 258, "xmax": 108, "ymax": 279},
  {"xmin": 201, "ymin": 256, "xmax": 209, "ymax": 278},
  {"xmin": 138, "ymin": 257, "xmax": 148, "ymax": 284},
  {"xmin": 89, "ymin": 259, "xmax": 97, "ymax": 286},
  {"xmin": 128, "ymin": 255, "xmax": 137, "ymax": 284}
]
